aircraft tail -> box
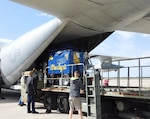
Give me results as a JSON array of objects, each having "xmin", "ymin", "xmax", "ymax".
[{"xmin": 0, "ymin": 18, "xmax": 69, "ymax": 87}]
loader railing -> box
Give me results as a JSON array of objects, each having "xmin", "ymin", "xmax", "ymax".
[
  {"xmin": 43, "ymin": 63, "xmax": 85, "ymax": 88},
  {"xmin": 101, "ymin": 56, "xmax": 150, "ymax": 98}
]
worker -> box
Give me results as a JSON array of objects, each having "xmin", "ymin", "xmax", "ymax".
[
  {"xmin": 18, "ymin": 72, "xmax": 26, "ymax": 106},
  {"xmin": 69, "ymin": 70, "xmax": 84, "ymax": 119},
  {"xmin": 26, "ymin": 71, "xmax": 38, "ymax": 113}
]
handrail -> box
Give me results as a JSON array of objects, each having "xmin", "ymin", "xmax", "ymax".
[
  {"xmin": 101, "ymin": 57, "xmax": 150, "ymax": 98},
  {"xmin": 43, "ymin": 63, "xmax": 85, "ymax": 88}
]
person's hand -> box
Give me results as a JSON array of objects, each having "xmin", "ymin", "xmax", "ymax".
[{"xmin": 80, "ymin": 89, "xmax": 85, "ymax": 94}]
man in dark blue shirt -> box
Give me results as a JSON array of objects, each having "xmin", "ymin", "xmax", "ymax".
[{"xmin": 26, "ymin": 71, "xmax": 38, "ymax": 114}]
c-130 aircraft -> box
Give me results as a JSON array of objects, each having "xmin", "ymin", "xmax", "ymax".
[{"xmin": 1, "ymin": 0, "xmax": 150, "ymax": 88}]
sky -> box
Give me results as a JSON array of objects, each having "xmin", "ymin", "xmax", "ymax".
[{"xmin": 1, "ymin": 0, "xmax": 150, "ymax": 59}]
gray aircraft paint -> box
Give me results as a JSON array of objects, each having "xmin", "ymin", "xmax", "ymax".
[{"xmin": 0, "ymin": 18, "xmax": 68, "ymax": 87}]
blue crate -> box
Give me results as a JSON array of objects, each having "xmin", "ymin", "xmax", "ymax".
[{"xmin": 48, "ymin": 50, "xmax": 84, "ymax": 75}]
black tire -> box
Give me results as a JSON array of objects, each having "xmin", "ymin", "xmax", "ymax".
[
  {"xmin": 43, "ymin": 93, "xmax": 57, "ymax": 110},
  {"xmin": 43, "ymin": 93, "xmax": 52, "ymax": 110},
  {"xmin": 57, "ymin": 95, "xmax": 69, "ymax": 113}
]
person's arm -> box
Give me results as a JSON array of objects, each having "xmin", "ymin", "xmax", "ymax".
[
  {"xmin": 26, "ymin": 77, "xmax": 32, "ymax": 93},
  {"xmin": 31, "ymin": 79, "xmax": 37, "ymax": 95},
  {"xmin": 79, "ymin": 79, "xmax": 85, "ymax": 90},
  {"xmin": 79, "ymin": 79, "xmax": 85, "ymax": 94}
]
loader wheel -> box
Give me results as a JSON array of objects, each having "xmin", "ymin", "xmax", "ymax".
[
  {"xmin": 43, "ymin": 94, "xmax": 51, "ymax": 110},
  {"xmin": 43, "ymin": 93, "xmax": 57, "ymax": 110},
  {"xmin": 57, "ymin": 96, "xmax": 69, "ymax": 113}
]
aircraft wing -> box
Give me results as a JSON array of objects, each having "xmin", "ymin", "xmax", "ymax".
[
  {"xmin": 89, "ymin": 54, "xmax": 126, "ymax": 71},
  {"xmin": 12, "ymin": 0, "xmax": 150, "ymax": 35},
  {"xmin": 90, "ymin": 54, "xmax": 127, "ymax": 62}
]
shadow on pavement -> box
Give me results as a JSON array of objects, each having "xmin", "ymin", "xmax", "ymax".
[{"xmin": 0, "ymin": 89, "xmax": 20, "ymax": 104}]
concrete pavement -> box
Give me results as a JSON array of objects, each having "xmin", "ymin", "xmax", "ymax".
[{"xmin": 0, "ymin": 89, "xmax": 87, "ymax": 119}]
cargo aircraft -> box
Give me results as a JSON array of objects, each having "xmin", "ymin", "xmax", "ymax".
[{"xmin": 1, "ymin": 0, "xmax": 150, "ymax": 88}]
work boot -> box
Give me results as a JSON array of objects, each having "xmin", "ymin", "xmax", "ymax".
[
  {"xmin": 46, "ymin": 109, "xmax": 51, "ymax": 113},
  {"xmin": 32, "ymin": 111, "xmax": 39, "ymax": 114}
]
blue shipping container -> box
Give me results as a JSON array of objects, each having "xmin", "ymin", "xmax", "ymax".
[{"xmin": 48, "ymin": 50, "xmax": 84, "ymax": 75}]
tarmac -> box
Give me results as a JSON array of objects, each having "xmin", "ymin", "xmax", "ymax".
[{"xmin": 0, "ymin": 89, "xmax": 87, "ymax": 119}]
